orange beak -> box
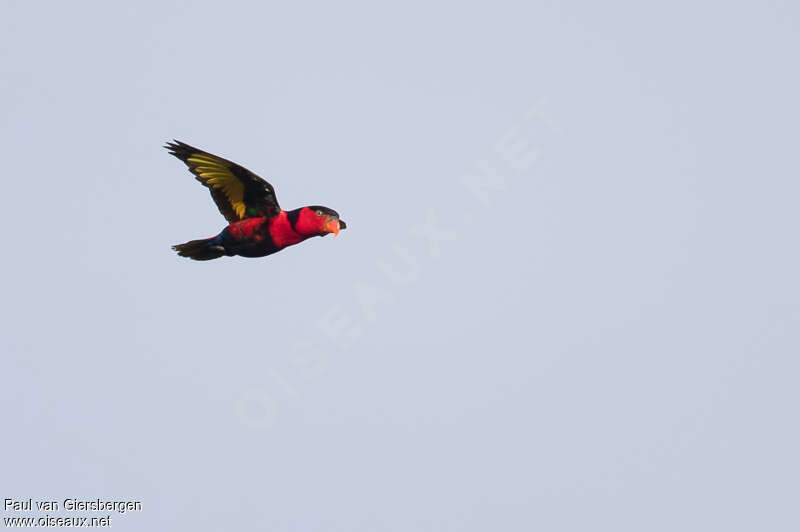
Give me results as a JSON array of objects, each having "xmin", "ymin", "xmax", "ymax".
[{"xmin": 326, "ymin": 219, "xmax": 341, "ymax": 237}]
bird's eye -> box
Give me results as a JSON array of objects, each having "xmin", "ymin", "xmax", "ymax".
[{"xmin": 315, "ymin": 210, "xmax": 323, "ymax": 216}]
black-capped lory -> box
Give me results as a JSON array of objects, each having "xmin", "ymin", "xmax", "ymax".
[{"xmin": 165, "ymin": 140, "xmax": 346, "ymax": 260}]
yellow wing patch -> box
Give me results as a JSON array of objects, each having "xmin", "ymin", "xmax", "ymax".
[{"xmin": 186, "ymin": 155, "xmax": 246, "ymax": 219}]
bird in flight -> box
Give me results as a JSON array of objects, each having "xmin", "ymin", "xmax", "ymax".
[{"xmin": 165, "ymin": 140, "xmax": 346, "ymax": 260}]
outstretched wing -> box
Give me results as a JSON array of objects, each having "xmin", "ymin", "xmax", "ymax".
[{"xmin": 165, "ymin": 140, "xmax": 281, "ymax": 222}]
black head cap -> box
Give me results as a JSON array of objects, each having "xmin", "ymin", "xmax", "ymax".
[{"xmin": 308, "ymin": 206, "xmax": 340, "ymax": 218}]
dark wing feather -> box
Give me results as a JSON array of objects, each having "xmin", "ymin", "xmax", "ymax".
[{"xmin": 165, "ymin": 140, "xmax": 281, "ymax": 222}]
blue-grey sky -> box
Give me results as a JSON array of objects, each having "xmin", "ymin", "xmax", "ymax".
[{"xmin": 2, "ymin": 2, "xmax": 799, "ymax": 530}]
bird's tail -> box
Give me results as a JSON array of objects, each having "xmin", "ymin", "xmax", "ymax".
[{"xmin": 172, "ymin": 238, "xmax": 226, "ymax": 261}]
